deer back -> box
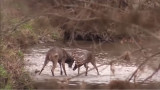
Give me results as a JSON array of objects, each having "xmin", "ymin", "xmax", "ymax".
[
  {"xmin": 72, "ymin": 50, "xmax": 95, "ymax": 70},
  {"xmin": 46, "ymin": 47, "xmax": 74, "ymax": 65}
]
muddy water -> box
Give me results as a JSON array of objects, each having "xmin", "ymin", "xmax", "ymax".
[{"xmin": 24, "ymin": 41, "xmax": 160, "ymax": 89}]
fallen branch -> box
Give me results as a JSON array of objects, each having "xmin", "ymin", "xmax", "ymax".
[
  {"xmin": 67, "ymin": 62, "xmax": 109, "ymax": 81},
  {"xmin": 140, "ymin": 63, "xmax": 160, "ymax": 84},
  {"xmin": 128, "ymin": 52, "xmax": 160, "ymax": 82}
]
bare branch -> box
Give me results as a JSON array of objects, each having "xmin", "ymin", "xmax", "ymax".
[
  {"xmin": 59, "ymin": 4, "xmax": 160, "ymax": 41},
  {"xmin": 67, "ymin": 62, "xmax": 109, "ymax": 81},
  {"xmin": 45, "ymin": 13, "xmax": 99, "ymax": 21},
  {"xmin": 128, "ymin": 52, "xmax": 160, "ymax": 82},
  {"xmin": 140, "ymin": 63, "xmax": 160, "ymax": 84}
]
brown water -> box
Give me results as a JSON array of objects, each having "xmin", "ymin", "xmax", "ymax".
[{"xmin": 24, "ymin": 41, "xmax": 160, "ymax": 89}]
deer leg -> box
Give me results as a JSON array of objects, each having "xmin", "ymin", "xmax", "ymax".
[
  {"xmin": 39, "ymin": 59, "xmax": 49, "ymax": 75},
  {"xmin": 59, "ymin": 62, "xmax": 63, "ymax": 75},
  {"xmin": 84, "ymin": 63, "xmax": 88, "ymax": 76},
  {"xmin": 91, "ymin": 62, "xmax": 100, "ymax": 75},
  {"xmin": 51, "ymin": 62, "xmax": 57, "ymax": 76},
  {"xmin": 78, "ymin": 67, "xmax": 80, "ymax": 75},
  {"xmin": 62, "ymin": 62, "xmax": 67, "ymax": 76}
]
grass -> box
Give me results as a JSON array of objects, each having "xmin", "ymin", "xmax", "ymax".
[
  {"xmin": 0, "ymin": 13, "xmax": 60, "ymax": 89},
  {"xmin": 0, "ymin": 65, "xmax": 7, "ymax": 77},
  {"xmin": 0, "ymin": 65, "xmax": 12, "ymax": 89},
  {"xmin": 21, "ymin": 22, "xmax": 33, "ymax": 30}
]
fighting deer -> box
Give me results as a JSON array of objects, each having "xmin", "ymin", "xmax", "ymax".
[
  {"xmin": 39, "ymin": 47, "xmax": 75, "ymax": 76},
  {"xmin": 72, "ymin": 50, "xmax": 99, "ymax": 76}
]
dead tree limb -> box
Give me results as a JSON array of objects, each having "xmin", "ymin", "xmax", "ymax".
[
  {"xmin": 59, "ymin": 4, "xmax": 160, "ymax": 41},
  {"xmin": 67, "ymin": 62, "xmax": 109, "ymax": 81},
  {"xmin": 8, "ymin": 8, "xmax": 52, "ymax": 34},
  {"xmin": 45, "ymin": 13, "xmax": 99, "ymax": 21},
  {"xmin": 140, "ymin": 63, "xmax": 160, "ymax": 84},
  {"xmin": 128, "ymin": 52, "xmax": 160, "ymax": 82}
]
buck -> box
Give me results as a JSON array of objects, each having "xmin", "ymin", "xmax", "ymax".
[
  {"xmin": 39, "ymin": 47, "xmax": 75, "ymax": 76},
  {"xmin": 72, "ymin": 50, "xmax": 99, "ymax": 76}
]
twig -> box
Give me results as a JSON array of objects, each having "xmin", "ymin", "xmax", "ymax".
[
  {"xmin": 67, "ymin": 62, "xmax": 109, "ymax": 81},
  {"xmin": 10, "ymin": 18, "xmax": 31, "ymax": 32},
  {"xmin": 8, "ymin": 8, "xmax": 52, "ymax": 34},
  {"xmin": 132, "ymin": 25, "xmax": 160, "ymax": 41},
  {"xmin": 45, "ymin": 13, "xmax": 99, "ymax": 21},
  {"xmin": 59, "ymin": 4, "xmax": 160, "ymax": 41},
  {"xmin": 128, "ymin": 52, "xmax": 160, "ymax": 82},
  {"xmin": 139, "ymin": 63, "xmax": 160, "ymax": 84},
  {"xmin": 77, "ymin": 0, "xmax": 126, "ymax": 13}
]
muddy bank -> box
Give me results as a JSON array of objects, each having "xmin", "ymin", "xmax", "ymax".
[{"xmin": 24, "ymin": 41, "xmax": 160, "ymax": 89}]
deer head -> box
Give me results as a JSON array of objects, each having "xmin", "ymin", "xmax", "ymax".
[
  {"xmin": 73, "ymin": 59, "xmax": 84, "ymax": 71},
  {"xmin": 65, "ymin": 53, "xmax": 75, "ymax": 68}
]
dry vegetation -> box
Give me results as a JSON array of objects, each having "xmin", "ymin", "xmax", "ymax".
[
  {"xmin": 23, "ymin": 0, "xmax": 160, "ymax": 42},
  {"xmin": 0, "ymin": 0, "xmax": 160, "ymax": 89}
]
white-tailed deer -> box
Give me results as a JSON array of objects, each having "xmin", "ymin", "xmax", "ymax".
[
  {"xmin": 72, "ymin": 50, "xmax": 99, "ymax": 76},
  {"xmin": 39, "ymin": 47, "xmax": 75, "ymax": 76}
]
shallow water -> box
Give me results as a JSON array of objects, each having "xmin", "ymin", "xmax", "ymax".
[{"xmin": 24, "ymin": 41, "xmax": 160, "ymax": 89}]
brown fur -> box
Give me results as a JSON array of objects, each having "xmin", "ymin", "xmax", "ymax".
[
  {"xmin": 39, "ymin": 47, "xmax": 74, "ymax": 76},
  {"xmin": 73, "ymin": 50, "xmax": 99, "ymax": 76}
]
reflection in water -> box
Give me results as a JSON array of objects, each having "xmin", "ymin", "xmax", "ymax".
[{"xmin": 24, "ymin": 41, "xmax": 160, "ymax": 89}]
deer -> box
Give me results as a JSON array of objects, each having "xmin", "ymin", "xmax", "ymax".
[
  {"xmin": 39, "ymin": 47, "xmax": 75, "ymax": 76},
  {"xmin": 72, "ymin": 50, "xmax": 99, "ymax": 76}
]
